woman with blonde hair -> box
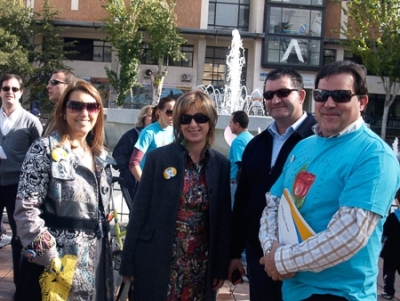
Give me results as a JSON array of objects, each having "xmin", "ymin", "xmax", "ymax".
[
  {"xmin": 14, "ymin": 80, "xmax": 115, "ymax": 301},
  {"xmin": 120, "ymin": 90, "xmax": 231, "ymax": 300}
]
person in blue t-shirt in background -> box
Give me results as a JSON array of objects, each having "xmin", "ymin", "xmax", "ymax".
[
  {"xmin": 227, "ymin": 110, "xmax": 253, "ymax": 209},
  {"xmin": 380, "ymin": 188, "xmax": 400, "ymax": 300},
  {"xmin": 130, "ymin": 96, "xmax": 175, "ymax": 182}
]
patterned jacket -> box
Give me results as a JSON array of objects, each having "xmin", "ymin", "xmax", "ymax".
[{"xmin": 14, "ymin": 131, "xmax": 116, "ymax": 301}]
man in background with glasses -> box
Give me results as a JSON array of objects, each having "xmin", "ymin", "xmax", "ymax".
[
  {"xmin": 229, "ymin": 68, "xmax": 316, "ymax": 300},
  {"xmin": 259, "ymin": 60, "xmax": 400, "ymax": 301},
  {"xmin": 43, "ymin": 69, "xmax": 76, "ymax": 135},
  {"xmin": 0, "ymin": 74, "xmax": 43, "ymax": 287}
]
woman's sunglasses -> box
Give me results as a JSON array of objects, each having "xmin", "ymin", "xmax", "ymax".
[
  {"xmin": 66, "ymin": 101, "xmax": 100, "ymax": 114},
  {"xmin": 263, "ymin": 88, "xmax": 299, "ymax": 100},
  {"xmin": 1, "ymin": 86, "xmax": 20, "ymax": 92},
  {"xmin": 180, "ymin": 113, "xmax": 210, "ymax": 125},
  {"xmin": 161, "ymin": 109, "xmax": 173, "ymax": 117},
  {"xmin": 313, "ymin": 89, "xmax": 358, "ymax": 103}
]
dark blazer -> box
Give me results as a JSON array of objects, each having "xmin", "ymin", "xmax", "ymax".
[
  {"xmin": 231, "ymin": 113, "xmax": 317, "ymax": 258},
  {"xmin": 120, "ymin": 142, "xmax": 231, "ymax": 301},
  {"xmin": 112, "ymin": 126, "xmax": 142, "ymax": 189}
]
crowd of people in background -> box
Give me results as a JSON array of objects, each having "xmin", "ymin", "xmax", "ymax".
[{"xmin": 0, "ymin": 60, "xmax": 399, "ymax": 301}]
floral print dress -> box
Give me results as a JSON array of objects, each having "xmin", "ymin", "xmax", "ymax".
[{"xmin": 166, "ymin": 155, "xmax": 210, "ymax": 300}]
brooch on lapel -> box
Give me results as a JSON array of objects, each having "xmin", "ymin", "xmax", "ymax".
[
  {"xmin": 163, "ymin": 167, "xmax": 177, "ymax": 179},
  {"xmin": 51, "ymin": 148, "xmax": 67, "ymax": 162}
]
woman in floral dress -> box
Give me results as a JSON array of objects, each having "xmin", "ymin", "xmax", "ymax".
[{"xmin": 120, "ymin": 90, "xmax": 231, "ymax": 300}]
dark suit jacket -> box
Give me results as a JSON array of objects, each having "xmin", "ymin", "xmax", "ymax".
[
  {"xmin": 231, "ymin": 113, "xmax": 317, "ymax": 259},
  {"xmin": 120, "ymin": 142, "xmax": 231, "ymax": 301}
]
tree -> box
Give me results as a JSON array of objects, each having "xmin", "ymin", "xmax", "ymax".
[
  {"xmin": 0, "ymin": 0, "xmax": 33, "ymax": 76},
  {"xmin": 0, "ymin": 0, "xmax": 74, "ymax": 108},
  {"xmin": 141, "ymin": 0, "xmax": 186, "ymax": 104},
  {"xmin": 340, "ymin": 0, "xmax": 400, "ymax": 140},
  {"xmin": 28, "ymin": 0, "xmax": 76, "ymax": 107},
  {"xmin": 102, "ymin": 0, "xmax": 186, "ymax": 106},
  {"xmin": 102, "ymin": 0, "xmax": 144, "ymax": 107}
]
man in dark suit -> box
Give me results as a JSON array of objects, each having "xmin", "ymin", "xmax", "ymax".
[{"xmin": 229, "ymin": 68, "xmax": 317, "ymax": 300}]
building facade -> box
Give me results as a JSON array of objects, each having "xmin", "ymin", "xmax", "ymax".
[{"xmin": 27, "ymin": 0, "xmax": 400, "ymax": 139}]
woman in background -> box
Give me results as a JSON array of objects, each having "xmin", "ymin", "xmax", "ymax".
[
  {"xmin": 113, "ymin": 105, "xmax": 154, "ymax": 204},
  {"xmin": 129, "ymin": 96, "xmax": 175, "ymax": 182},
  {"xmin": 14, "ymin": 80, "xmax": 115, "ymax": 301},
  {"xmin": 120, "ymin": 90, "xmax": 231, "ymax": 300}
]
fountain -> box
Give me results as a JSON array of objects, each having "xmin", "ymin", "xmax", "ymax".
[
  {"xmin": 198, "ymin": 29, "xmax": 266, "ymax": 117},
  {"xmin": 105, "ymin": 29, "xmax": 273, "ymax": 154}
]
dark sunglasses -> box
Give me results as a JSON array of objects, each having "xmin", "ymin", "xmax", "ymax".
[
  {"xmin": 48, "ymin": 79, "xmax": 67, "ymax": 86},
  {"xmin": 313, "ymin": 89, "xmax": 358, "ymax": 103},
  {"xmin": 1, "ymin": 86, "xmax": 20, "ymax": 92},
  {"xmin": 263, "ymin": 88, "xmax": 299, "ymax": 100},
  {"xmin": 161, "ymin": 109, "xmax": 173, "ymax": 117},
  {"xmin": 180, "ymin": 113, "xmax": 210, "ymax": 125},
  {"xmin": 66, "ymin": 101, "xmax": 100, "ymax": 114}
]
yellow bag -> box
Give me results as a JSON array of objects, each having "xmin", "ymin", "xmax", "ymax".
[{"xmin": 39, "ymin": 255, "xmax": 78, "ymax": 301}]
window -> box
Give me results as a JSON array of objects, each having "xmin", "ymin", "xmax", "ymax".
[
  {"xmin": 323, "ymin": 49, "xmax": 336, "ymax": 65},
  {"xmin": 268, "ymin": 7, "xmax": 322, "ymax": 37},
  {"xmin": 208, "ymin": 0, "xmax": 250, "ymax": 31},
  {"xmin": 269, "ymin": 0, "xmax": 324, "ymax": 5},
  {"xmin": 140, "ymin": 44, "xmax": 194, "ymax": 67},
  {"xmin": 203, "ymin": 46, "xmax": 247, "ymax": 89},
  {"xmin": 64, "ymin": 38, "xmax": 111, "ymax": 62},
  {"xmin": 262, "ymin": 2, "xmax": 324, "ymax": 69},
  {"xmin": 264, "ymin": 36, "xmax": 320, "ymax": 66}
]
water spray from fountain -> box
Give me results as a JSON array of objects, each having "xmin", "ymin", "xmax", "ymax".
[{"xmin": 198, "ymin": 29, "xmax": 265, "ymax": 116}]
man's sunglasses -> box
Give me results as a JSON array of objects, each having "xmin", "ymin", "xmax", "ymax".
[
  {"xmin": 1, "ymin": 86, "xmax": 20, "ymax": 92},
  {"xmin": 48, "ymin": 79, "xmax": 67, "ymax": 86},
  {"xmin": 180, "ymin": 113, "xmax": 210, "ymax": 125},
  {"xmin": 313, "ymin": 89, "xmax": 358, "ymax": 103},
  {"xmin": 263, "ymin": 88, "xmax": 299, "ymax": 100},
  {"xmin": 66, "ymin": 101, "xmax": 100, "ymax": 114},
  {"xmin": 161, "ymin": 109, "xmax": 173, "ymax": 117}
]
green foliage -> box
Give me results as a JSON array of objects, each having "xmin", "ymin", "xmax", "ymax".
[
  {"xmin": 341, "ymin": 0, "xmax": 400, "ymax": 81},
  {"xmin": 28, "ymin": 0, "xmax": 75, "ymax": 106},
  {"xmin": 0, "ymin": 0, "xmax": 73, "ymax": 108},
  {"xmin": 102, "ymin": 0, "xmax": 143, "ymax": 106},
  {"xmin": 0, "ymin": 0, "xmax": 33, "ymax": 76},
  {"xmin": 102, "ymin": 0, "xmax": 186, "ymax": 105},
  {"xmin": 339, "ymin": 0, "xmax": 400, "ymax": 139}
]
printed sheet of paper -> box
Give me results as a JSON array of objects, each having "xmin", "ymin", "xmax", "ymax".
[
  {"xmin": 278, "ymin": 188, "xmax": 315, "ymax": 245},
  {"xmin": 0, "ymin": 146, "xmax": 7, "ymax": 159}
]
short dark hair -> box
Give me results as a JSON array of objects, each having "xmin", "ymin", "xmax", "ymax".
[
  {"xmin": 231, "ymin": 110, "xmax": 249, "ymax": 129},
  {"xmin": 0, "ymin": 74, "xmax": 24, "ymax": 90},
  {"xmin": 314, "ymin": 60, "xmax": 368, "ymax": 95},
  {"xmin": 264, "ymin": 68, "xmax": 304, "ymax": 90},
  {"xmin": 153, "ymin": 96, "xmax": 175, "ymax": 121},
  {"xmin": 53, "ymin": 69, "xmax": 77, "ymax": 84}
]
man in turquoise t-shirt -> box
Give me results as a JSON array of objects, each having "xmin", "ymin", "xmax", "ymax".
[
  {"xmin": 228, "ymin": 110, "xmax": 253, "ymax": 209},
  {"xmin": 259, "ymin": 61, "xmax": 400, "ymax": 301}
]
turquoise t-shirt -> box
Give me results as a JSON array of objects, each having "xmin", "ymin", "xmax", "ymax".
[
  {"xmin": 270, "ymin": 123, "xmax": 400, "ymax": 301},
  {"xmin": 228, "ymin": 131, "xmax": 253, "ymax": 179},
  {"xmin": 134, "ymin": 122, "xmax": 174, "ymax": 168}
]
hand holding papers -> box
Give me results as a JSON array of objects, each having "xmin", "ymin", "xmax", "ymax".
[{"xmin": 278, "ymin": 188, "xmax": 315, "ymax": 245}]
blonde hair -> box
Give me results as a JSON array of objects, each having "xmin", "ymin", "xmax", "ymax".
[
  {"xmin": 173, "ymin": 90, "xmax": 218, "ymax": 145},
  {"xmin": 136, "ymin": 105, "xmax": 154, "ymax": 128}
]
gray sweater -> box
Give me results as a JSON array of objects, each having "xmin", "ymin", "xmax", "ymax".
[{"xmin": 0, "ymin": 109, "xmax": 43, "ymax": 185}]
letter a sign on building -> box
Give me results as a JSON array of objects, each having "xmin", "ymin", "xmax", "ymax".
[{"xmin": 281, "ymin": 39, "xmax": 304, "ymax": 63}]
